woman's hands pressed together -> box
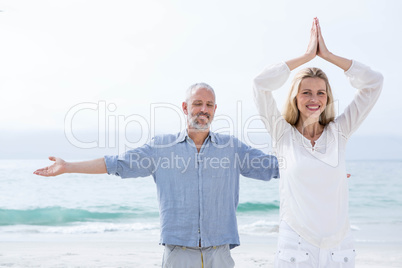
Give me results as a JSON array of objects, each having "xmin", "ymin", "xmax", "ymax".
[{"xmin": 286, "ymin": 17, "xmax": 352, "ymax": 72}]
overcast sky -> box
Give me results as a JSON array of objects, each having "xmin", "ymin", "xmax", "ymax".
[{"xmin": 1, "ymin": 0, "xmax": 401, "ymax": 159}]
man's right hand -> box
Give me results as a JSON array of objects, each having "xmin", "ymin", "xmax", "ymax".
[{"xmin": 33, "ymin": 156, "xmax": 67, "ymax": 177}]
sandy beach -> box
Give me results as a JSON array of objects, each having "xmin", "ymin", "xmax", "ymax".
[{"xmin": 1, "ymin": 233, "xmax": 401, "ymax": 268}]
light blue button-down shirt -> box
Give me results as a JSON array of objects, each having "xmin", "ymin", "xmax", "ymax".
[{"xmin": 104, "ymin": 130, "xmax": 279, "ymax": 248}]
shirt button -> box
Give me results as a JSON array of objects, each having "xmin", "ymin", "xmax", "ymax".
[
  {"xmin": 290, "ymin": 257, "xmax": 296, "ymax": 262},
  {"xmin": 344, "ymin": 257, "xmax": 349, "ymax": 262}
]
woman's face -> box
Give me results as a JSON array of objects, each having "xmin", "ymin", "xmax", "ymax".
[{"xmin": 296, "ymin": 77, "xmax": 327, "ymax": 122}]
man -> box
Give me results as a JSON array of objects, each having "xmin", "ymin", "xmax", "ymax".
[{"xmin": 34, "ymin": 83, "xmax": 279, "ymax": 268}]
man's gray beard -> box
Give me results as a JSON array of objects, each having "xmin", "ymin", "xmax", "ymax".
[{"xmin": 188, "ymin": 117, "xmax": 211, "ymax": 130}]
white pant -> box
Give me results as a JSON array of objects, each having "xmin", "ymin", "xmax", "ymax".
[
  {"xmin": 162, "ymin": 244, "xmax": 235, "ymax": 268},
  {"xmin": 275, "ymin": 222, "xmax": 356, "ymax": 268}
]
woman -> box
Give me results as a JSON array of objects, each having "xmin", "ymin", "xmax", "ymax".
[{"xmin": 253, "ymin": 18, "xmax": 383, "ymax": 267}]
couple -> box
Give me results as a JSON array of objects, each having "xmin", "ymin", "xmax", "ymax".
[{"xmin": 34, "ymin": 18, "xmax": 383, "ymax": 268}]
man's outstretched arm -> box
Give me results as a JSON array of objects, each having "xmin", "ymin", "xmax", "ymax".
[{"xmin": 33, "ymin": 156, "xmax": 107, "ymax": 177}]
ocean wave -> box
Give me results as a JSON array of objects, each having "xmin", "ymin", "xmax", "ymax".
[
  {"xmin": 237, "ymin": 201, "xmax": 279, "ymax": 213},
  {"xmin": 350, "ymin": 224, "xmax": 361, "ymax": 231},
  {"xmin": 47, "ymin": 222, "xmax": 159, "ymax": 234},
  {"xmin": 0, "ymin": 206, "xmax": 159, "ymax": 226},
  {"xmin": 0, "ymin": 222, "xmax": 160, "ymax": 234},
  {"xmin": 238, "ymin": 220, "xmax": 279, "ymax": 236}
]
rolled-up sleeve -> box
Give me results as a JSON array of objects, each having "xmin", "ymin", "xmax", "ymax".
[
  {"xmin": 104, "ymin": 154, "xmax": 119, "ymax": 175},
  {"xmin": 236, "ymin": 139, "xmax": 279, "ymax": 181},
  {"xmin": 104, "ymin": 142, "xmax": 155, "ymax": 179}
]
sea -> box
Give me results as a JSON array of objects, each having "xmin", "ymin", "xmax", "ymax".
[{"xmin": 0, "ymin": 159, "xmax": 401, "ymax": 246}]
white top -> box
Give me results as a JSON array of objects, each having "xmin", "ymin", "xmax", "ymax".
[{"xmin": 253, "ymin": 60, "xmax": 383, "ymax": 248}]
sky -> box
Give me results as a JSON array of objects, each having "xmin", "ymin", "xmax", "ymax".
[{"xmin": 1, "ymin": 0, "xmax": 401, "ymax": 159}]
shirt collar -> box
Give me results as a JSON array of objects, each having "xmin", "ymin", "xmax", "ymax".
[
  {"xmin": 209, "ymin": 131, "xmax": 218, "ymax": 144},
  {"xmin": 176, "ymin": 129, "xmax": 188, "ymax": 143},
  {"xmin": 176, "ymin": 129, "xmax": 218, "ymax": 144}
]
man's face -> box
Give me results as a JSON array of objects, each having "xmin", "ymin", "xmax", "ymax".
[{"xmin": 183, "ymin": 87, "xmax": 217, "ymax": 131}]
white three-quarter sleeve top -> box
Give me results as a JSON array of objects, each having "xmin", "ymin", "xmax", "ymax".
[{"xmin": 253, "ymin": 60, "xmax": 383, "ymax": 248}]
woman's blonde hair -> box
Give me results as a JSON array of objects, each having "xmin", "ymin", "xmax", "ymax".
[{"xmin": 283, "ymin": 67, "xmax": 335, "ymax": 126}]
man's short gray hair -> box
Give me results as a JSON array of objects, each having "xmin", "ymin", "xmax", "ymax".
[{"xmin": 185, "ymin": 82, "xmax": 216, "ymax": 103}]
